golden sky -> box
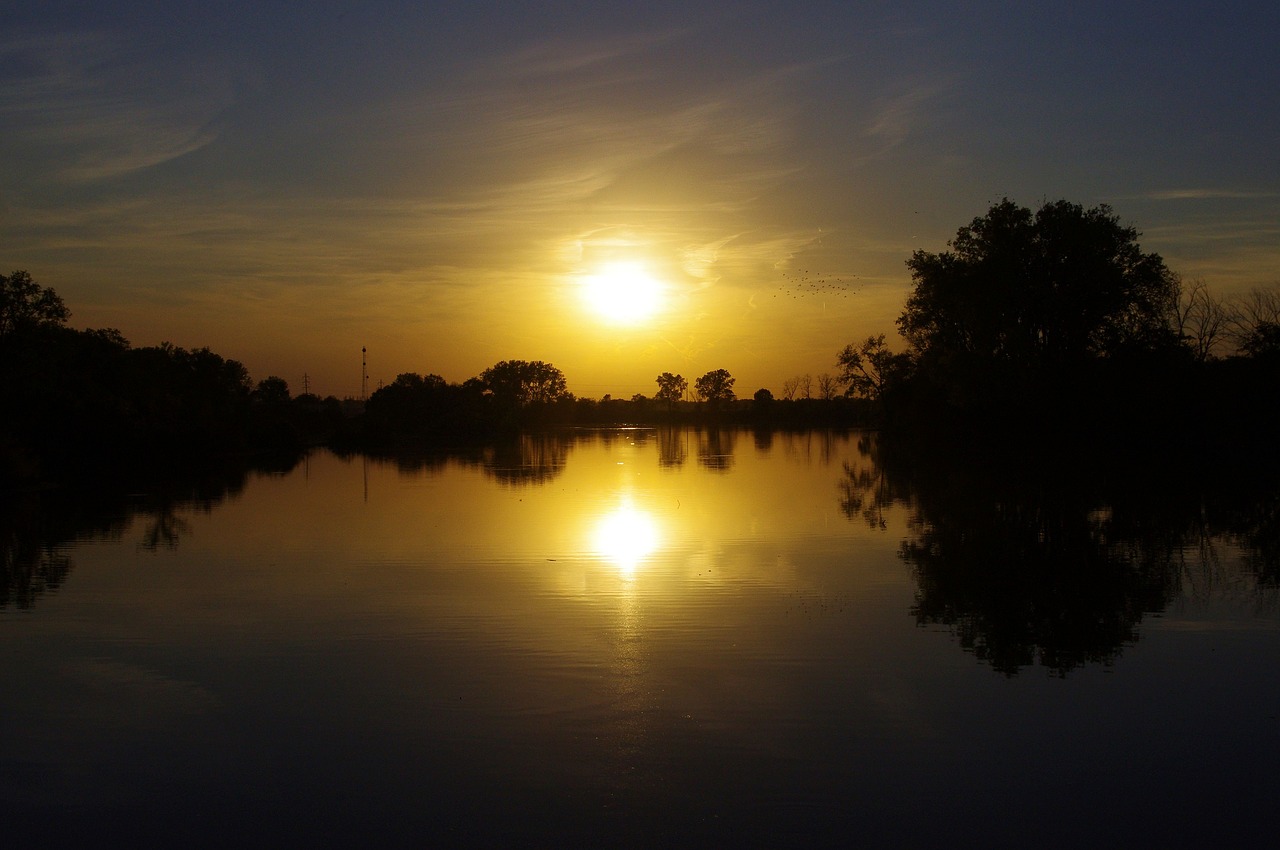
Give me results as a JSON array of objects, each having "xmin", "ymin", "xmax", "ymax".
[{"xmin": 3, "ymin": 3, "xmax": 1278, "ymax": 398}]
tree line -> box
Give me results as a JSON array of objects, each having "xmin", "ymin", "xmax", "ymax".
[
  {"xmin": 360, "ymin": 362, "xmax": 873, "ymax": 447},
  {"xmin": 1, "ymin": 271, "xmax": 351, "ymax": 483},
  {"xmin": 0, "ymin": 269, "xmax": 846, "ymax": 480},
  {"xmin": 6, "ymin": 196, "xmax": 1276, "ymax": 478}
]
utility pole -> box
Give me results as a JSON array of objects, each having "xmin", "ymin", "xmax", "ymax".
[{"xmin": 361, "ymin": 347, "xmax": 368, "ymax": 401}]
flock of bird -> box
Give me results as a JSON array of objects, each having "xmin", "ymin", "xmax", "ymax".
[{"xmin": 774, "ymin": 268, "xmax": 861, "ymax": 300}]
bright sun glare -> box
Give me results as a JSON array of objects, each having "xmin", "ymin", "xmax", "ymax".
[
  {"xmin": 581, "ymin": 261, "xmax": 665, "ymax": 325},
  {"xmin": 592, "ymin": 502, "xmax": 660, "ymax": 577}
]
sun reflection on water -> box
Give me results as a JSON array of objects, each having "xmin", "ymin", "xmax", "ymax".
[{"xmin": 591, "ymin": 499, "xmax": 661, "ymax": 578}]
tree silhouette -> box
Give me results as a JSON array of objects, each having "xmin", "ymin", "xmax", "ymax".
[
  {"xmin": 1171, "ymin": 277, "xmax": 1229, "ymax": 362},
  {"xmin": 480, "ymin": 360, "xmax": 569, "ymax": 405},
  {"xmin": 362, "ymin": 372, "xmax": 491, "ymax": 441},
  {"xmin": 253, "ymin": 375, "xmax": 291, "ymax": 404},
  {"xmin": 1229, "ymin": 286, "xmax": 1280, "ymax": 358},
  {"xmin": 797, "ymin": 373, "xmax": 812, "ymax": 399},
  {"xmin": 694, "ymin": 369, "xmax": 735, "ymax": 403},
  {"xmin": 0, "ymin": 269, "xmax": 69, "ymax": 340},
  {"xmin": 836, "ymin": 334, "xmax": 911, "ymax": 400},
  {"xmin": 899, "ymin": 199, "xmax": 1179, "ymax": 404},
  {"xmin": 655, "ymin": 372, "xmax": 687, "ymax": 407}
]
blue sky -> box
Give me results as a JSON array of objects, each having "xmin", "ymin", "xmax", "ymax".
[{"xmin": 3, "ymin": 1, "xmax": 1277, "ymax": 397}]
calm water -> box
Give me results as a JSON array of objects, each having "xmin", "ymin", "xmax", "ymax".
[{"xmin": 3, "ymin": 429, "xmax": 1279, "ymax": 846}]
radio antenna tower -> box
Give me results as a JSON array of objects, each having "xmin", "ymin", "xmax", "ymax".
[{"xmin": 361, "ymin": 346, "xmax": 368, "ymax": 401}]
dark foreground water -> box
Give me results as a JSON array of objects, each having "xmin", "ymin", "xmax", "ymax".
[{"xmin": 3, "ymin": 429, "xmax": 1279, "ymax": 846}]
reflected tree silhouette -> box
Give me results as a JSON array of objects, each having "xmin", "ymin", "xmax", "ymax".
[
  {"xmin": 695, "ymin": 429, "xmax": 736, "ymax": 472},
  {"xmin": 139, "ymin": 508, "xmax": 194, "ymax": 551},
  {"xmin": 1243, "ymin": 515, "xmax": 1280, "ymax": 588},
  {"xmin": 1210, "ymin": 485, "xmax": 1280, "ymax": 589},
  {"xmin": 779, "ymin": 429, "xmax": 846, "ymax": 466},
  {"xmin": 368, "ymin": 429, "xmax": 673, "ymax": 486},
  {"xmin": 752, "ymin": 428, "xmax": 774, "ymax": 453},
  {"xmin": 657, "ymin": 428, "xmax": 688, "ymax": 469},
  {"xmin": 483, "ymin": 434, "xmax": 573, "ymax": 485},
  {"xmin": 840, "ymin": 434, "xmax": 1280, "ymax": 676},
  {"xmin": 837, "ymin": 435, "xmax": 909, "ymax": 529},
  {"xmin": 0, "ymin": 511, "xmax": 73, "ymax": 608},
  {"xmin": 902, "ymin": 480, "xmax": 1180, "ymax": 676},
  {"xmin": 0, "ymin": 457, "xmax": 295, "ymax": 607},
  {"xmin": 381, "ymin": 453, "xmax": 457, "ymax": 476}
]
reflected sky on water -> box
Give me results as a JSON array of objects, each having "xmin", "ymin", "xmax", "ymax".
[{"xmin": 2, "ymin": 429, "xmax": 1279, "ymax": 846}]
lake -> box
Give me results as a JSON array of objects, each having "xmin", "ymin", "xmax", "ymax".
[{"xmin": 3, "ymin": 428, "xmax": 1279, "ymax": 847}]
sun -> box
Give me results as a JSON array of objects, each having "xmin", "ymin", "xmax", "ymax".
[{"xmin": 581, "ymin": 261, "xmax": 665, "ymax": 325}]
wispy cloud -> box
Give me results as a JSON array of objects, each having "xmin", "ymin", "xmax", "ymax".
[
  {"xmin": 487, "ymin": 28, "xmax": 694, "ymax": 79},
  {"xmin": 862, "ymin": 78, "xmax": 956, "ymax": 153},
  {"xmin": 0, "ymin": 29, "xmax": 232, "ymax": 182},
  {"xmin": 1140, "ymin": 189, "xmax": 1280, "ymax": 201}
]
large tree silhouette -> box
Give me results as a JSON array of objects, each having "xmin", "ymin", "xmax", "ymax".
[
  {"xmin": 898, "ymin": 199, "xmax": 1179, "ymax": 410},
  {"xmin": 694, "ymin": 369, "xmax": 735, "ymax": 404},
  {"xmin": 654, "ymin": 372, "xmax": 687, "ymax": 407},
  {"xmin": 480, "ymin": 360, "xmax": 569, "ymax": 405}
]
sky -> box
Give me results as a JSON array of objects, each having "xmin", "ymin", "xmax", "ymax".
[{"xmin": 3, "ymin": 1, "xmax": 1278, "ymax": 399}]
